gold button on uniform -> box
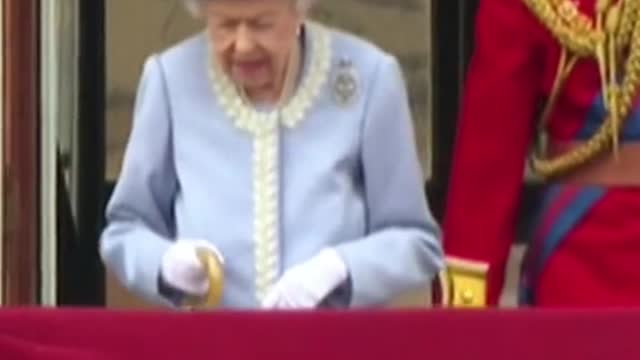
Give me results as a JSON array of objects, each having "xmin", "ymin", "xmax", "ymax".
[
  {"xmin": 461, "ymin": 289, "xmax": 474, "ymax": 305},
  {"xmin": 445, "ymin": 256, "xmax": 490, "ymax": 308}
]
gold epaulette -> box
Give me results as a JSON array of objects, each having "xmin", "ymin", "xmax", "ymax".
[{"xmin": 441, "ymin": 257, "xmax": 490, "ymax": 308}]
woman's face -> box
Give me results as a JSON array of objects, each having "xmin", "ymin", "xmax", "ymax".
[{"xmin": 204, "ymin": 0, "xmax": 303, "ymax": 95}]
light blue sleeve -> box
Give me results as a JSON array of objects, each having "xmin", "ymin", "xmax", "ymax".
[
  {"xmin": 99, "ymin": 55, "xmax": 177, "ymax": 306},
  {"xmin": 334, "ymin": 54, "xmax": 445, "ymax": 307}
]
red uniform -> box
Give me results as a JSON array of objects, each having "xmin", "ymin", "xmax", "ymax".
[{"xmin": 442, "ymin": 0, "xmax": 640, "ymax": 306}]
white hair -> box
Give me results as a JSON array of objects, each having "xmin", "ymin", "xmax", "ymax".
[{"xmin": 183, "ymin": 0, "xmax": 317, "ymax": 18}]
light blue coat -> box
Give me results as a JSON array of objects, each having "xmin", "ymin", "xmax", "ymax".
[{"xmin": 99, "ymin": 22, "xmax": 444, "ymax": 309}]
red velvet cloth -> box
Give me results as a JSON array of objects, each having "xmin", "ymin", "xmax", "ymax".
[
  {"xmin": 0, "ymin": 335, "xmax": 112, "ymax": 360},
  {"xmin": 0, "ymin": 308, "xmax": 639, "ymax": 359}
]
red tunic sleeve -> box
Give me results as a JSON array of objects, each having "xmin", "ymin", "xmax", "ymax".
[{"xmin": 443, "ymin": 0, "xmax": 548, "ymax": 305}]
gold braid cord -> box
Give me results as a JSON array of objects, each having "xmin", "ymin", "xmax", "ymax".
[{"xmin": 523, "ymin": 0, "xmax": 640, "ymax": 178}]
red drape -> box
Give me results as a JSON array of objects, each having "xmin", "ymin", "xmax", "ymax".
[{"xmin": 0, "ymin": 308, "xmax": 637, "ymax": 360}]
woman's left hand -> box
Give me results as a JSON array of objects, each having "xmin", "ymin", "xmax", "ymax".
[{"xmin": 261, "ymin": 248, "xmax": 348, "ymax": 309}]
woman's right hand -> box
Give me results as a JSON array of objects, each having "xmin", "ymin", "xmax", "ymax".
[{"xmin": 160, "ymin": 239, "xmax": 223, "ymax": 297}]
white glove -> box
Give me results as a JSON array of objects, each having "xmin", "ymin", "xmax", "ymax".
[
  {"xmin": 261, "ymin": 248, "xmax": 348, "ymax": 309},
  {"xmin": 160, "ymin": 239, "xmax": 224, "ymax": 297}
]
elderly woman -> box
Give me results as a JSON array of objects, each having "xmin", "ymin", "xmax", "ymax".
[{"xmin": 100, "ymin": 0, "xmax": 444, "ymax": 310}]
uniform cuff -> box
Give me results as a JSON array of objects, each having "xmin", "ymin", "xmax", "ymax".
[{"xmin": 446, "ymin": 256, "xmax": 490, "ymax": 307}]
